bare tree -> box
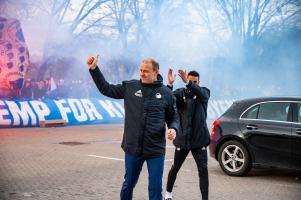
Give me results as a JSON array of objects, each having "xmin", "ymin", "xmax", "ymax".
[
  {"xmin": 130, "ymin": 0, "xmax": 180, "ymax": 68},
  {"xmin": 192, "ymin": 0, "xmax": 301, "ymax": 54},
  {"xmin": 128, "ymin": 0, "xmax": 151, "ymax": 48},
  {"xmin": 24, "ymin": 0, "xmax": 113, "ymax": 79},
  {"xmin": 0, "ymin": 0, "xmax": 35, "ymax": 19},
  {"xmin": 106, "ymin": 0, "xmax": 133, "ymax": 50}
]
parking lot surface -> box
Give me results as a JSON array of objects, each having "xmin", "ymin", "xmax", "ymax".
[{"xmin": 0, "ymin": 124, "xmax": 300, "ymax": 200}]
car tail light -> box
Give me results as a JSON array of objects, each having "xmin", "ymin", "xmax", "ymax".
[{"xmin": 211, "ymin": 120, "xmax": 220, "ymax": 141}]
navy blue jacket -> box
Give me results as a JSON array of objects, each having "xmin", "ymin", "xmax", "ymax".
[
  {"xmin": 90, "ymin": 66, "xmax": 179, "ymax": 157},
  {"xmin": 170, "ymin": 81, "xmax": 210, "ymax": 149}
]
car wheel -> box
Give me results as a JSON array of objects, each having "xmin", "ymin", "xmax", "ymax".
[{"xmin": 218, "ymin": 140, "xmax": 252, "ymax": 176}]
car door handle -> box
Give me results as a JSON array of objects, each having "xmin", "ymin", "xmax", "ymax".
[
  {"xmin": 296, "ymin": 129, "xmax": 301, "ymax": 135},
  {"xmin": 246, "ymin": 124, "xmax": 258, "ymax": 130}
]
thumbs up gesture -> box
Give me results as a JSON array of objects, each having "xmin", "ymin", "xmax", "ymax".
[{"xmin": 86, "ymin": 54, "xmax": 99, "ymax": 70}]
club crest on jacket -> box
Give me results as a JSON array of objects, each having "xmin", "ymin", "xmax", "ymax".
[
  {"xmin": 134, "ymin": 90, "xmax": 143, "ymax": 97},
  {"xmin": 155, "ymin": 93, "xmax": 162, "ymax": 99}
]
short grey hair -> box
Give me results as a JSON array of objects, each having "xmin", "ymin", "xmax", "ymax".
[{"xmin": 142, "ymin": 58, "xmax": 159, "ymax": 71}]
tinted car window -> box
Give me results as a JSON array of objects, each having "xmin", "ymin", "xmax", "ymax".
[
  {"xmin": 257, "ymin": 102, "xmax": 290, "ymax": 122},
  {"xmin": 298, "ymin": 104, "xmax": 301, "ymax": 122},
  {"xmin": 242, "ymin": 105, "xmax": 259, "ymax": 119}
]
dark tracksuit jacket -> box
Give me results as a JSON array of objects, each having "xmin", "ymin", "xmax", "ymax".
[
  {"xmin": 171, "ymin": 81, "xmax": 210, "ymax": 149},
  {"xmin": 90, "ymin": 66, "xmax": 179, "ymax": 157}
]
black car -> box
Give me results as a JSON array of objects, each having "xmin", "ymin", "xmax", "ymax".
[{"xmin": 209, "ymin": 97, "xmax": 301, "ymax": 176}]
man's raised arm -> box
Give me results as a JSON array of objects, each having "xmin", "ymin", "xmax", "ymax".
[{"xmin": 87, "ymin": 55, "xmax": 125, "ymax": 99}]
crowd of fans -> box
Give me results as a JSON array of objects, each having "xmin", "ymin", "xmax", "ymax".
[
  {"xmin": 18, "ymin": 77, "xmax": 287, "ymax": 100},
  {"xmin": 15, "ymin": 57, "xmax": 138, "ymax": 100},
  {"xmin": 2, "ymin": 55, "xmax": 289, "ymax": 100},
  {"xmin": 20, "ymin": 78, "xmax": 102, "ymax": 99}
]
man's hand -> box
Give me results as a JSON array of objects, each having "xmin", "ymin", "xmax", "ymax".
[
  {"xmin": 168, "ymin": 68, "xmax": 176, "ymax": 86},
  {"xmin": 87, "ymin": 54, "xmax": 99, "ymax": 70},
  {"xmin": 167, "ymin": 128, "xmax": 176, "ymax": 141},
  {"xmin": 178, "ymin": 69, "xmax": 188, "ymax": 84}
]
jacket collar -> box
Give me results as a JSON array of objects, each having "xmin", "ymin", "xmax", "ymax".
[{"xmin": 140, "ymin": 74, "xmax": 163, "ymax": 87}]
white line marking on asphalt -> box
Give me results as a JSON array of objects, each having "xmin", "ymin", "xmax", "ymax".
[{"xmin": 87, "ymin": 154, "xmax": 124, "ymax": 161}]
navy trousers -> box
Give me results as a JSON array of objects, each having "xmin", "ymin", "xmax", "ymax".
[{"xmin": 120, "ymin": 153, "xmax": 164, "ymax": 200}]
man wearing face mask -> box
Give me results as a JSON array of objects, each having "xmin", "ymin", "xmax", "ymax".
[
  {"xmin": 86, "ymin": 55, "xmax": 178, "ymax": 200},
  {"xmin": 165, "ymin": 69, "xmax": 210, "ymax": 200}
]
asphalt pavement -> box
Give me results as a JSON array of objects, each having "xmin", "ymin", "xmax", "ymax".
[{"xmin": 0, "ymin": 124, "xmax": 300, "ymax": 200}]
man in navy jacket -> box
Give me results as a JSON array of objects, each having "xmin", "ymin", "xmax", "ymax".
[
  {"xmin": 165, "ymin": 69, "xmax": 210, "ymax": 200},
  {"xmin": 87, "ymin": 55, "xmax": 178, "ymax": 200}
]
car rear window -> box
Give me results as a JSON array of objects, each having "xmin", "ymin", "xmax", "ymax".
[
  {"xmin": 257, "ymin": 102, "xmax": 290, "ymax": 122},
  {"xmin": 241, "ymin": 105, "xmax": 259, "ymax": 119}
]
